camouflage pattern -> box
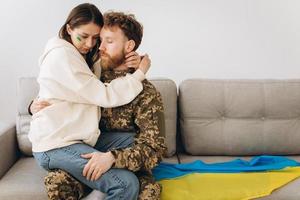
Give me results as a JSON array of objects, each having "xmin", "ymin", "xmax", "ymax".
[
  {"xmin": 137, "ymin": 171, "xmax": 162, "ymax": 200},
  {"xmin": 44, "ymin": 169, "xmax": 85, "ymax": 200},
  {"xmin": 100, "ymin": 70, "xmax": 167, "ymax": 172},
  {"xmin": 44, "ymin": 69, "xmax": 167, "ymax": 200}
]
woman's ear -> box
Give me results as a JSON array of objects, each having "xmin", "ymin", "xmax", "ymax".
[
  {"xmin": 66, "ymin": 24, "xmax": 72, "ymax": 35},
  {"xmin": 125, "ymin": 40, "xmax": 136, "ymax": 53}
]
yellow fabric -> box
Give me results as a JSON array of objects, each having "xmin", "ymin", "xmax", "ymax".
[{"xmin": 159, "ymin": 167, "xmax": 300, "ymax": 200}]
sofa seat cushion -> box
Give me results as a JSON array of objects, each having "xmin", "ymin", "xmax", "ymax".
[
  {"xmin": 0, "ymin": 156, "xmax": 178, "ymax": 200},
  {"xmin": 177, "ymin": 154, "xmax": 300, "ymax": 200},
  {"xmin": 0, "ymin": 157, "xmax": 47, "ymax": 200},
  {"xmin": 162, "ymin": 155, "xmax": 179, "ymax": 164}
]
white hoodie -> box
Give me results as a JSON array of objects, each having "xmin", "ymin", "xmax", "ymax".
[{"xmin": 28, "ymin": 37, "xmax": 145, "ymax": 152}]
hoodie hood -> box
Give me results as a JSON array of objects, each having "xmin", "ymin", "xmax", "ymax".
[{"xmin": 39, "ymin": 37, "xmax": 75, "ymax": 66}]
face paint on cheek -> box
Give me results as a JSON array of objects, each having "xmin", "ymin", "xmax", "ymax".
[{"xmin": 76, "ymin": 35, "xmax": 82, "ymax": 42}]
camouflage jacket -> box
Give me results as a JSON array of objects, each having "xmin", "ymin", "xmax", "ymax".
[{"xmin": 100, "ymin": 69, "xmax": 167, "ymax": 173}]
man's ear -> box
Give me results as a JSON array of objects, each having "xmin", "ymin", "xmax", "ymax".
[
  {"xmin": 125, "ymin": 40, "xmax": 136, "ymax": 53},
  {"xmin": 66, "ymin": 24, "xmax": 72, "ymax": 35}
]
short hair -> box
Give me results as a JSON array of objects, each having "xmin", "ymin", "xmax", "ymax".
[{"xmin": 104, "ymin": 11, "xmax": 143, "ymax": 51}]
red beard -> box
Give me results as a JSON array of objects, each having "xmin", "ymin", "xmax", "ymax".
[{"xmin": 100, "ymin": 51, "xmax": 125, "ymax": 70}]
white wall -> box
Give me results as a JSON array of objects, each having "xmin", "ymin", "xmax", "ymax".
[{"xmin": 1, "ymin": 0, "xmax": 300, "ymax": 123}]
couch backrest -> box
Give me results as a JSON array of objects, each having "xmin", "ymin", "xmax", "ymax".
[
  {"xmin": 17, "ymin": 77, "xmax": 177, "ymax": 157},
  {"xmin": 17, "ymin": 77, "xmax": 38, "ymax": 156},
  {"xmin": 179, "ymin": 79, "xmax": 300, "ymax": 156},
  {"xmin": 150, "ymin": 79, "xmax": 177, "ymax": 156}
]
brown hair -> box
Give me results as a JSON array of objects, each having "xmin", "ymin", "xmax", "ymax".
[
  {"xmin": 103, "ymin": 11, "xmax": 143, "ymax": 51},
  {"xmin": 59, "ymin": 3, "xmax": 103, "ymax": 69}
]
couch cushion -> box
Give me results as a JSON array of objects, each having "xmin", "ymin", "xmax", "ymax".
[
  {"xmin": 177, "ymin": 154, "xmax": 300, "ymax": 200},
  {"xmin": 150, "ymin": 79, "xmax": 177, "ymax": 157},
  {"xmin": 162, "ymin": 155, "xmax": 179, "ymax": 164},
  {"xmin": 179, "ymin": 79, "xmax": 300, "ymax": 156},
  {"xmin": 17, "ymin": 77, "xmax": 177, "ymax": 157},
  {"xmin": 0, "ymin": 157, "xmax": 48, "ymax": 200},
  {"xmin": 0, "ymin": 124, "xmax": 18, "ymax": 180},
  {"xmin": 17, "ymin": 77, "xmax": 38, "ymax": 156}
]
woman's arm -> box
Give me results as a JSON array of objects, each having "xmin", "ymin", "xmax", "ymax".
[
  {"xmin": 39, "ymin": 47, "xmax": 150, "ymax": 108},
  {"xmin": 31, "ymin": 50, "xmax": 148, "ymax": 114}
]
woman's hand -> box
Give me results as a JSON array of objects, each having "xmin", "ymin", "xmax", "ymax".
[
  {"xmin": 124, "ymin": 52, "xmax": 151, "ymax": 74},
  {"xmin": 30, "ymin": 99, "xmax": 51, "ymax": 114},
  {"xmin": 138, "ymin": 54, "xmax": 151, "ymax": 75},
  {"xmin": 124, "ymin": 51, "xmax": 141, "ymax": 69}
]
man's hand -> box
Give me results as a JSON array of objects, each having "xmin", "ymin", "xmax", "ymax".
[
  {"xmin": 81, "ymin": 151, "xmax": 115, "ymax": 181},
  {"xmin": 30, "ymin": 99, "xmax": 51, "ymax": 114}
]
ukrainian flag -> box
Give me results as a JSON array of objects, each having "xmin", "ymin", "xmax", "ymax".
[{"xmin": 153, "ymin": 156, "xmax": 300, "ymax": 200}]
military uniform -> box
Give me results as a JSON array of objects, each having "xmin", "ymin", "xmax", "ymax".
[{"xmin": 44, "ymin": 69, "xmax": 167, "ymax": 200}]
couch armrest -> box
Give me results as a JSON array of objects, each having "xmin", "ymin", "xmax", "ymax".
[{"xmin": 0, "ymin": 123, "xmax": 19, "ymax": 179}]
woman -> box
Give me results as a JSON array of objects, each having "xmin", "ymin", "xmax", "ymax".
[{"xmin": 29, "ymin": 3, "xmax": 149, "ymax": 199}]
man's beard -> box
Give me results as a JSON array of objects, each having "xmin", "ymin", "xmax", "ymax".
[{"xmin": 100, "ymin": 51, "xmax": 125, "ymax": 70}]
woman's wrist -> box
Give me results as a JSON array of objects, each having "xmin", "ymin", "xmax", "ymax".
[{"xmin": 132, "ymin": 69, "xmax": 145, "ymax": 81}]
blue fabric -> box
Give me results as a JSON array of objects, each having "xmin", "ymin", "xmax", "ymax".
[
  {"xmin": 33, "ymin": 132, "xmax": 139, "ymax": 200},
  {"xmin": 153, "ymin": 156, "xmax": 300, "ymax": 181}
]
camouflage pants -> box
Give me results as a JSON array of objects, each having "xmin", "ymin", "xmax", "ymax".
[
  {"xmin": 137, "ymin": 172, "xmax": 161, "ymax": 200},
  {"xmin": 44, "ymin": 169, "xmax": 161, "ymax": 200}
]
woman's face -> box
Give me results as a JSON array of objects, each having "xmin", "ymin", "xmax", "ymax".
[{"xmin": 67, "ymin": 23, "xmax": 101, "ymax": 55}]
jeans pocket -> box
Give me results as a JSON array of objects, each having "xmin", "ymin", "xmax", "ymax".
[{"xmin": 33, "ymin": 152, "xmax": 50, "ymax": 171}]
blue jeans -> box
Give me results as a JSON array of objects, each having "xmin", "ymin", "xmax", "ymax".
[{"xmin": 33, "ymin": 132, "xmax": 138, "ymax": 200}]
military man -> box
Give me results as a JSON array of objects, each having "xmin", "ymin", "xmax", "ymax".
[{"xmin": 31, "ymin": 11, "xmax": 166, "ymax": 200}]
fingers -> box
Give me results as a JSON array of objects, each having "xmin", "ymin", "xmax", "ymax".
[
  {"xmin": 91, "ymin": 168, "xmax": 102, "ymax": 181},
  {"xmin": 82, "ymin": 153, "xmax": 101, "ymax": 181},
  {"xmin": 125, "ymin": 60, "xmax": 140, "ymax": 69},
  {"xmin": 83, "ymin": 162, "xmax": 103, "ymax": 181},
  {"xmin": 39, "ymin": 101, "xmax": 51, "ymax": 106},
  {"xmin": 36, "ymin": 104, "xmax": 49, "ymax": 110},
  {"xmin": 86, "ymin": 163, "xmax": 95, "ymax": 181},
  {"xmin": 82, "ymin": 152, "xmax": 109, "ymax": 181},
  {"xmin": 31, "ymin": 100, "xmax": 51, "ymax": 114},
  {"xmin": 125, "ymin": 55, "xmax": 141, "ymax": 62},
  {"xmin": 81, "ymin": 153, "xmax": 93, "ymax": 159},
  {"xmin": 125, "ymin": 51, "xmax": 139, "ymax": 58},
  {"xmin": 95, "ymin": 169, "xmax": 103, "ymax": 181},
  {"xmin": 138, "ymin": 54, "xmax": 151, "ymax": 75},
  {"xmin": 82, "ymin": 160, "xmax": 90, "ymax": 177},
  {"xmin": 82, "ymin": 153, "xmax": 94, "ymax": 177},
  {"xmin": 83, "ymin": 160, "xmax": 95, "ymax": 181},
  {"xmin": 141, "ymin": 54, "xmax": 149, "ymax": 60},
  {"xmin": 140, "ymin": 54, "xmax": 151, "ymax": 65},
  {"xmin": 125, "ymin": 51, "xmax": 141, "ymax": 69},
  {"xmin": 33, "ymin": 100, "xmax": 50, "ymax": 106}
]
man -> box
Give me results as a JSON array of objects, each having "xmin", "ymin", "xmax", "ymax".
[{"xmin": 38, "ymin": 11, "xmax": 167, "ymax": 200}]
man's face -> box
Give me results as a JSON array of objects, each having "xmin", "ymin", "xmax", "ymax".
[{"xmin": 99, "ymin": 26, "xmax": 128, "ymax": 70}]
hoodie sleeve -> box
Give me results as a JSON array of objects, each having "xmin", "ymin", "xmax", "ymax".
[{"xmin": 38, "ymin": 47, "xmax": 144, "ymax": 108}]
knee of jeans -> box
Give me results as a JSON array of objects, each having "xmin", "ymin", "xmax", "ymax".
[
  {"xmin": 110, "ymin": 170, "xmax": 139, "ymax": 192},
  {"xmin": 122, "ymin": 171, "xmax": 140, "ymax": 195}
]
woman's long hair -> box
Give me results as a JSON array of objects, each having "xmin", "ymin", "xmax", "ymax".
[{"xmin": 59, "ymin": 3, "xmax": 103, "ymax": 69}]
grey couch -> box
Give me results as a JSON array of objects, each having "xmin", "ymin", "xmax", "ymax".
[{"xmin": 1, "ymin": 77, "xmax": 300, "ymax": 199}]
